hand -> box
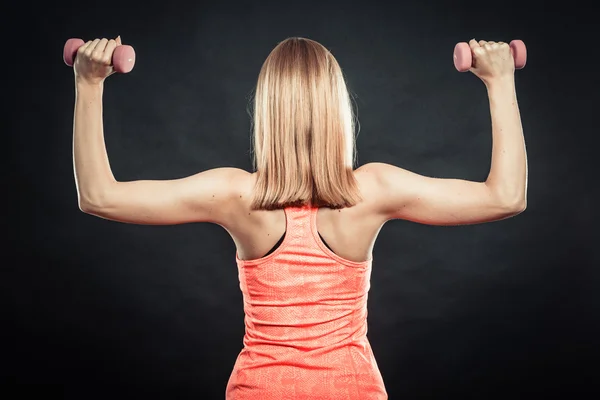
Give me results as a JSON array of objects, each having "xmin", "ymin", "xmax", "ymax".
[
  {"xmin": 74, "ymin": 36, "xmax": 121, "ymax": 85},
  {"xmin": 468, "ymin": 39, "xmax": 514, "ymax": 85}
]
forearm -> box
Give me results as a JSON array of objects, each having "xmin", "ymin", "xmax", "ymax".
[
  {"xmin": 484, "ymin": 77, "xmax": 528, "ymax": 208},
  {"xmin": 73, "ymin": 82, "xmax": 116, "ymax": 209}
]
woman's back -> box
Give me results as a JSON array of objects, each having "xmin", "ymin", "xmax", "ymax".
[{"xmin": 230, "ymin": 168, "xmax": 385, "ymax": 263}]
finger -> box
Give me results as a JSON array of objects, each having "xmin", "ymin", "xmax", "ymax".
[
  {"xmin": 77, "ymin": 40, "xmax": 94, "ymax": 56},
  {"xmin": 92, "ymin": 38, "xmax": 109, "ymax": 63},
  {"xmin": 85, "ymin": 38, "xmax": 101, "ymax": 56},
  {"xmin": 116, "ymin": 35, "xmax": 122, "ymax": 45},
  {"xmin": 472, "ymin": 45, "xmax": 486, "ymax": 59},
  {"xmin": 478, "ymin": 40, "xmax": 487, "ymax": 47},
  {"xmin": 102, "ymin": 39, "xmax": 118, "ymax": 65},
  {"xmin": 468, "ymin": 39, "xmax": 480, "ymax": 51},
  {"xmin": 93, "ymin": 38, "xmax": 109, "ymax": 54},
  {"xmin": 488, "ymin": 41, "xmax": 500, "ymax": 50}
]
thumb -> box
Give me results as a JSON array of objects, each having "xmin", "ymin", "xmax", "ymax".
[{"xmin": 116, "ymin": 35, "xmax": 122, "ymax": 45}]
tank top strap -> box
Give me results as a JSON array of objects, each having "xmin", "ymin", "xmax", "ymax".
[
  {"xmin": 281, "ymin": 205, "xmax": 372, "ymax": 267},
  {"xmin": 283, "ymin": 205, "xmax": 319, "ymax": 247}
]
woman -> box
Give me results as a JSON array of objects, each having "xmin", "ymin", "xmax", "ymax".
[{"xmin": 72, "ymin": 36, "xmax": 527, "ymax": 399}]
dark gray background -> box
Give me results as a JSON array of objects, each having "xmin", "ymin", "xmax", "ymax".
[{"xmin": 7, "ymin": 0, "xmax": 599, "ymax": 397}]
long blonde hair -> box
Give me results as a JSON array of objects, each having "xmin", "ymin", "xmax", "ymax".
[{"xmin": 251, "ymin": 37, "xmax": 361, "ymax": 210}]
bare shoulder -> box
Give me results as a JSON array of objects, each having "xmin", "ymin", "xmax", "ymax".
[
  {"xmin": 354, "ymin": 162, "xmax": 399, "ymax": 184},
  {"xmin": 187, "ymin": 167, "xmax": 255, "ymax": 204},
  {"xmin": 352, "ymin": 161, "xmax": 425, "ymax": 218},
  {"xmin": 213, "ymin": 167, "xmax": 255, "ymax": 189},
  {"xmin": 181, "ymin": 166, "xmax": 259, "ymax": 231},
  {"xmin": 354, "ymin": 161, "xmax": 417, "ymax": 200},
  {"xmin": 208, "ymin": 167, "xmax": 255, "ymax": 208},
  {"xmin": 351, "ymin": 162, "xmax": 398, "ymax": 221},
  {"xmin": 353, "ymin": 162, "xmax": 403, "ymax": 204},
  {"xmin": 213, "ymin": 167, "xmax": 257, "ymax": 221}
]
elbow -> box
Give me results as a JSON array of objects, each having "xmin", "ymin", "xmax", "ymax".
[
  {"xmin": 79, "ymin": 197, "xmax": 104, "ymax": 215},
  {"xmin": 79, "ymin": 200, "xmax": 96, "ymax": 214},
  {"xmin": 78, "ymin": 186, "xmax": 114, "ymax": 215},
  {"xmin": 504, "ymin": 197, "xmax": 527, "ymax": 215},
  {"xmin": 487, "ymin": 184, "xmax": 527, "ymax": 215}
]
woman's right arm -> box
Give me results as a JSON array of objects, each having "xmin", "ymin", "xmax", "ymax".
[{"xmin": 362, "ymin": 39, "xmax": 527, "ymax": 226}]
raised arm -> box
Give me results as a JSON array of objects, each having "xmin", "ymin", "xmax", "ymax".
[
  {"xmin": 72, "ymin": 37, "xmax": 246, "ymax": 226},
  {"xmin": 363, "ymin": 39, "xmax": 527, "ymax": 226}
]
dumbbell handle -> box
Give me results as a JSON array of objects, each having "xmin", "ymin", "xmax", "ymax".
[
  {"xmin": 453, "ymin": 40, "xmax": 527, "ymax": 72},
  {"xmin": 63, "ymin": 38, "xmax": 136, "ymax": 74}
]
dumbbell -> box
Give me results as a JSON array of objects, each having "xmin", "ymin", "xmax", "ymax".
[
  {"xmin": 453, "ymin": 40, "xmax": 526, "ymax": 72},
  {"xmin": 63, "ymin": 38, "xmax": 136, "ymax": 73}
]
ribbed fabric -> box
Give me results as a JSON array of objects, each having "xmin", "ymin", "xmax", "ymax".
[{"xmin": 226, "ymin": 205, "xmax": 387, "ymax": 399}]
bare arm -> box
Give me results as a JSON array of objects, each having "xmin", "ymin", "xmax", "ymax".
[
  {"xmin": 365, "ymin": 39, "xmax": 527, "ymax": 225},
  {"xmin": 73, "ymin": 38, "xmax": 244, "ymax": 226},
  {"xmin": 484, "ymin": 76, "xmax": 528, "ymax": 205}
]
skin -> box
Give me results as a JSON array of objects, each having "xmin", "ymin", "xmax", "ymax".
[{"xmin": 73, "ymin": 37, "xmax": 527, "ymax": 262}]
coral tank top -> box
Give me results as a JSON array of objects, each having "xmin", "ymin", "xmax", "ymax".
[{"xmin": 226, "ymin": 205, "xmax": 388, "ymax": 399}]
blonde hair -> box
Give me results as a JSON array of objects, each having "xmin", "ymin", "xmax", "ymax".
[{"xmin": 250, "ymin": 37, "xmax": 361, "ymax": 210}]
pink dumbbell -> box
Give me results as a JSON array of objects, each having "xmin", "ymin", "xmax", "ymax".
[
  {"xmin": 63, "ymin": 38, "xmax": 136, "ymax": 74},
  {"xmin": 453, "ymin": 40, "xmax": 527, "ymax": 72}
]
